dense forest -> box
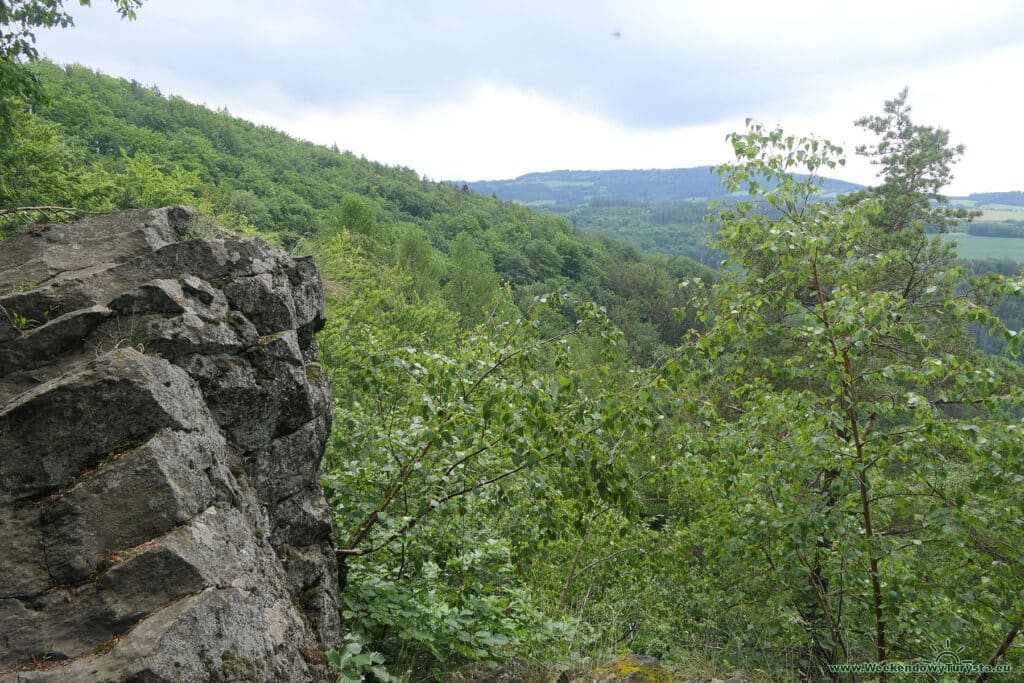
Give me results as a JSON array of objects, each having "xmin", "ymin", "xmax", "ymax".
[
  {"xmin": 3, "ymin": 61, "xmax": 720, "ymax": 366},
  {"xmin": 471, "ymin": 171, "xmax": 1024, "ymax": 282},
  {"xmin": 3, "ymin": 27, "xmax": 1024, "ymax": 683},
  {"xmin": 467, "ymin": 168, "xmax": 862, "ymax": 207},
  {"xmin": 966, "ymin": 192, "xmax": 1024, "ymax": 207}
]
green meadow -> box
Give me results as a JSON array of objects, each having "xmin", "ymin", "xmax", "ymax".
[{"xmin": 941, "ymin": 232, "xmax": 1024, "ymax": 261}]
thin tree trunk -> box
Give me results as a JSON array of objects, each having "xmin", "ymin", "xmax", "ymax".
[{"xmin": 976, "ymin": 608, "xmax": 1023, "ymax": 683}]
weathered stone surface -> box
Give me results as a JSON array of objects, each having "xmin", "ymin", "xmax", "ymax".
[
  {"xmin": 0, "ymin": 506, "xmax": 48, "ymax": 598},
  {"xmin": 39, "ymin": 429, "xmax": 225, "ymax": 585},
  {"xmin": 0, "ymin": 208, "xmax": 338, "ymax": 681},
  {"xmin": 0, "ymin": 207, "xmax": 193, "ymax": 295},
  {"xmin": 290, "ymin": 255, "xmax": 328, "ymax": 348},
  {"xmin": 9, "ymin": 588, "xmax": 315, "ymax": 682},
  {"xmin": 0, "ymin": 306, "xmax": 18, "ymax": 343},
  {"xmin": 0, "ymin": 305, "xmax": 111, "ymax": 375},
  {"xmin": 577, "ymin": 654, "xmax": 675, "ymax": 683},
  {"xmin": 0, "ymin": 350, "xmax": 211, "ymax": 504},
  {"xmin": 223, "ymin": 272, "xmax": 298, "ymax": 335}
]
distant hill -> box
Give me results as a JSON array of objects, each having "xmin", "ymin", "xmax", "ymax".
[
  {"xmin": 15, "ymin": 60, "xmax": 719, "ymax": 363},
  {"xmin": 468, "ymin": 169, "xmax": 1024, "ymax": 268},
  {"xmin": 468, "ymin": 167, "xmax": 864, "ymax": 207},
  {"xmin": 963, "ymin": 191, "xmax": 1024, "ymax": 207}
]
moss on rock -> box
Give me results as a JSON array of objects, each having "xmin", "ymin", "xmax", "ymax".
[{"xmin": 578, "ymin": 654, "xmax": 675, "ymax": 683}]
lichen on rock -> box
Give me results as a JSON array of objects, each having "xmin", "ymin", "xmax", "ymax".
[
  {"xmin": 577, "ymin": 654, "xmax": 676, "ymax": 683},
  {"xmin": 0, "ymin": 207, "xmax": 339, "ymax": 681}
]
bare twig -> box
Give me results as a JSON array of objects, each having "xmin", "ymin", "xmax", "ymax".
[{"xmin": 0, "ymin": 205, "xmax": 82, "ymax": 217}]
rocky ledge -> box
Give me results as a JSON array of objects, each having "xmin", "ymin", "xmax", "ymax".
[{"xmin": 0, "ymin": 208, "xmax": 340, "ymax": 681}]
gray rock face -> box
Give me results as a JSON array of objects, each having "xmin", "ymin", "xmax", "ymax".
[{"xmin": 0, "ymin": 208, "xmax": 339, "ymax": 681}]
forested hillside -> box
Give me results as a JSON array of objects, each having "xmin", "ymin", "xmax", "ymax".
[
  {"xmin": 966, "ymin": 191, "xmax": 1024, "ymax": 207},
  {"xmin": 545, "ymin": 202, "xmax": 722, "ymax": 268},
  {"xmin": 3, "ymin": 55, "xmax": 1024, "ymax": 683},
  {"xmin": 468, "ymin": 167, "xmax": 862, "ymax": 207},
  {"xmin": 5, "ymin": 61, "xmax": 715, "ymax": 363}
]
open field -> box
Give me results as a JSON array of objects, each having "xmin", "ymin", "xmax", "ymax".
[
  {"xmin": 950, "ymin": 200, "xmax": 1024, "ymax": 212},
  {"xmin": 979, "ymin": 209, "xmax": 1024, "ymax": 221},
  {"xmin": 941, "ymin": 233, "xmax": 1024, "ymax": 262}
]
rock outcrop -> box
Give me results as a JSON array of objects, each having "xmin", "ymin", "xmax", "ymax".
[
  {"xmin": 577, "ymin": 654, "xmax": 675, "ymax": 683},
  {"xmin": 0, "ymin": 208, "xmax": 340, "ymax": 681}
]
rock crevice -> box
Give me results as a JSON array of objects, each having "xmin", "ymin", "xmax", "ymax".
[{"xmin": 0, "ymin": 208, "xmax": 340, "ymax": 681}]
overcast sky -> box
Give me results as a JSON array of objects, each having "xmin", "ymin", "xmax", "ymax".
[{"xmin": 34, "ymin": 0, "xmax": 1024, "ymax": 194}]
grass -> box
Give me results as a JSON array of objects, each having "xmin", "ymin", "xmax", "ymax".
[
  {"xmin": 949, "ymin": 200, "xmax": 1024, "ymax": 212},
  {"xmin": 941, "ymin": 233, "xmax": 1024, "ymax": 262},
  {"xmin": 978, "ymin": 209, "xmax": 1024, "ymax": 221}
]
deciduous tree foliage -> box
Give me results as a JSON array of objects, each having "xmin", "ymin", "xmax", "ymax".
[
  {"xmin": 0, "ymin": 0, "xmax": 141, "ymax": 141},
  {"xmin": 668, "ymin": 113, "xmax": 1023, "ymax": 680},
  {"xmin": 315, "ymin": 227, "xmax": 664, "ymax": 675},
  {"xmin": 6, "ymin": 56, "xmax": 1023, "ymax": 681},
  {"xmin": 14, "ymin": 61, "xmax": 705, "ymax": 356}
]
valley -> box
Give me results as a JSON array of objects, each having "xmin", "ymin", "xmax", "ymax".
[{"xmin": 1, "ymin": 41, "xmax": 1022, "ymax": 682}]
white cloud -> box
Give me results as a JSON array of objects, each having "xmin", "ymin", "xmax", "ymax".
[
  {"xmin": 32, "ymin": 0, "xmax": 1024, "ymax": 192},
  {"xmin": 228, "ymin": 83, "xmax": 737, "ymax": 181}
]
